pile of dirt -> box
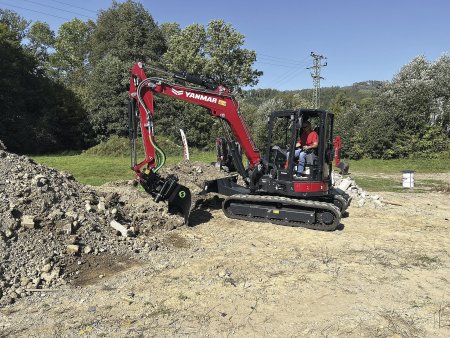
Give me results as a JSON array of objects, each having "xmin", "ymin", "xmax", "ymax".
[
  {"xmin": 160, "ymin": 160, "xmax": 230, "ymax": 206},
  {"xmin": 0, "ymin": 149, "xmax": 189, "ymax": 306}
]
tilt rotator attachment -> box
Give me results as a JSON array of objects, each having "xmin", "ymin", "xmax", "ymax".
[{"xmin": 138, "ymin": 169, "xmax": 192, "ymax": 225}]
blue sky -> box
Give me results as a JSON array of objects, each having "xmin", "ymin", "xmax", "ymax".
[{"xmin": 1, "ymin": 0, "xmax": 449, "ymax": 90}]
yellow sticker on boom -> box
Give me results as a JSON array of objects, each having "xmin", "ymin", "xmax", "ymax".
[{"xmin": 218, "ymin": 99, "xmax": 227, "ymax": 106}]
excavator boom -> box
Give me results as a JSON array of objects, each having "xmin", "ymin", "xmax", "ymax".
[{"xmin": 128, "ymin": 62, "xmax": 261, "ymax": 224}]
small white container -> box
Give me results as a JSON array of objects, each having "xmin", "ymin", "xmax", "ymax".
[{"xmin": 401, "ymin": 170, "xmax": 415, "ymax": 188}]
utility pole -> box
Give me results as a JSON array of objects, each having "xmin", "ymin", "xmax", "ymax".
[{"xmin": 307, "ymin": 52, "xmax": 327, "ymax": 108}]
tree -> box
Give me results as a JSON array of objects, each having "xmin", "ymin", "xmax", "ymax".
[
  {"xmin": 84, "ymin": 1, "xmax": 167, "ymax": 142},
  {"xmin": 90, "ymin": 0, "xmax": 165, "ymax": 66},
  {"xmin": 162, "ymin": 19, "xmax": 262, "ymax": 91},
  {"xmin": 83, "ymin": 55, "xmax": 129, "ymax": 141},
  {"xmin": 27, "ymin": 21, "xmax": 55, "ymax": 68},
  {"xmin": 374, "ymin": 55, "xmax": 449, "ymax": 157},
  {"xmin": 0, "ymin": 22, "xmax": 87, "ymax": 153},
  {"xmin": 252, "ymin": 98, "xmax": 288, "ymax": 150},
  {"xmin": 330, "ymin": 93, "xmax": 364, "ymax": 159},
  {"xmin": 0, "ymin": 9, "xmax": 29, "ymax": 40},
  {"xmin": 51, "ymin": 18, "xmax": 93, "ymax": 89},
  {"xmin": 160, "ymin": 22, "xmax": 180, "ymax": 45}
]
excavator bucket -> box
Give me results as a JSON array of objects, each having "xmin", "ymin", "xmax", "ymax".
[
  {"xmin": 167, "ymin": 183, "xmax": 192, "ymax": 225},
  {"xmin": 139, "ymin": 171, "xmax": 192, "ymax": 225}
]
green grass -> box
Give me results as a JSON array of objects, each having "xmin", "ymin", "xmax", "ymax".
[
  {"xmin": 347, "ymin": 158, "xmax": 450, "ymax": 174},
  {"xmin": 32, "ymin": 151, "xmax": 216, "ymax": 186},
  {"xmin": 32, "ymin": 151, "xmax": 449, "ymax": 192},
  {"xmin": 349, "ymin": 176, "xmax": 449, "ymax": 193},
  {"xmin": 345, "ymin": 158, "xmax": 450, "ymax": 192}
]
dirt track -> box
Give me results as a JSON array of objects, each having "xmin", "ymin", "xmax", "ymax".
[{"xmin": 1, "ymin": 187, "xmax": 449, "ymax": 337}]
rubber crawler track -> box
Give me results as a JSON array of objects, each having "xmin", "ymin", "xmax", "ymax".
[{"xmin": 223, "ymin": 194, "xmax": 342, "ymax": 231}]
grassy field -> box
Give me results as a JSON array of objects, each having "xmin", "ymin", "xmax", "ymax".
[
  {"xmin": 32, "ymin": 151, "xmax": 216, "ymax": 186},
  {"xmin": 347, "ymin": 158, "xmax": 450, "ymax": 192},
  {"xmin": 32, "ymin": 152, "xmax": 449, "ymax": 191}
]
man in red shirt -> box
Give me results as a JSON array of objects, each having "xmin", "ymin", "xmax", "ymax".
[{"xmin": 294, "ymin": 120, "xmax": 318, "ymax": 177}]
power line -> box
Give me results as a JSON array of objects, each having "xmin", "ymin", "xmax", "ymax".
[
  {"xmin": 0, "ymin": 2, "xmax": 72, "ymax": 21},
  {"xmin": 307, "ymin": 51, "xmax": 327, "ymax": 108},
  {"xmin": 255, "ymin": 60, "xmax": 307, "ymax": 69},
  {"xmin": 258, "ymin": 53, "xmax": 310, "ymax": 66},
  {"xmin": 46, "ymin": 0, "xmax": 98, "ymax": 14},
  {"xmin": 269, "ymin": 66, "xmax": 309, "ymax": 88},
  {"xmin": 18, "ymin": 0, "xmax": 95, "ymax": 19}
]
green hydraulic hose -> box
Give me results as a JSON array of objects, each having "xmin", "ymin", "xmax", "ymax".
[{"xmin": 148, "ymin": 133, "xmax": 166, "ymax": 172}]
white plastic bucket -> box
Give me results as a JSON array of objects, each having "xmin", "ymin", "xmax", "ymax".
[{"xmin": 401, "ymin": 170, "xmax": 415, "ymax": 188}]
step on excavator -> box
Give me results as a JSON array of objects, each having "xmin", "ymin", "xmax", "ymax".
[{"xmin": 128, "ymin": 62, "xmax": 350, "ymax": 231}]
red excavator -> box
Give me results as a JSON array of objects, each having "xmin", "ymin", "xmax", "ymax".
[{"xmin": 128, "ymin": 62, "xmax": 350, "ymax": 230}]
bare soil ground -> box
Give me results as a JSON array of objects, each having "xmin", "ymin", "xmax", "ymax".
[{"xmin": 1, "ymin": 184, "xmax": 450, "ymax": 337}]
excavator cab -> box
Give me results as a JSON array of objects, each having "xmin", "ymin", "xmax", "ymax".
[{"xmin": 264, "ymin": 109, "xmax": 335, "ymax": 192}]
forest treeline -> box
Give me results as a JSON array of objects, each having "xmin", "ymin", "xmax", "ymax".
[{"xmin": 0, "ymin": 1, "xmax": 449, "ymax": 158}]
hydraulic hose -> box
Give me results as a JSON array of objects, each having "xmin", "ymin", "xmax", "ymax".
[{"xmin": 136, "ymin": 79, "xmax": 166, "ymax": 172}]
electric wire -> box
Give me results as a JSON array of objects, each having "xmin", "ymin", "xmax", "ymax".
[
  {"xmin": 46, "ymin": 0, "xmax": 98, "ymax": 14},
  {"xmin": 18, "ymin": 0, "xmax": 94, "ymax": 19},
  {"xmin": 258, "ymin": 53, "xmax": 311, "ymax": 66},
  {"xmin": 0, "ymin": 1, "xmax": 71, "ymax": 20}
]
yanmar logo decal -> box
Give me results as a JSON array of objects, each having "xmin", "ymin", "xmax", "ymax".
[
  {"xmin": 185, "ymin": 91, "xmax": 217, "ymax": 104},
  {"xmin": 171, "ymin": 88, "xmax": 184, "ymax": 96}
]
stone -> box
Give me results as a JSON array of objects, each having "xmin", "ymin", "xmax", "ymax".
[
  {"xmin": 83, "ymin": 245, "xmax": 93, "ymax": 254},
  {"xmin": 110, "ymin": 220, "xmax": 133, "ymax": 237},
  {"xmin": 85, "ymin": 202, "xmax": 97, "ymax": 212},
  {"xmin": 41, "ymin": 263, "xmax": 52, "ymax": 273},
  {"xmin": 41, "ymin": 267, "xmax": 60, "ymax": 283},
  {"xmin": 64, "ymin": 223, "xmax": 74, "ymax": 235},
  {"xmin": 97, "ymin": 201, "xmax": 106, "ymax": 211},
  {"xmin": 32, "ymin": 174, "xmax": 47, "ymax": 187},
  {"xmin": 338, "ymin": 178, "xmax": 353, "ymax": 191},
  {"xmin": 5, "ymin": 229, "xmax": 15, "ymax": 238},
  {"xmin": 21, "ymin": 215, "xmax": 36, "ymax": 229},
  {"xmin": 20, "ymin": 277, "xmax": 32, "ymax": 287},
  {"xmin": 66, "ymin": 244, "xmax": 80, "ymax": 254}
]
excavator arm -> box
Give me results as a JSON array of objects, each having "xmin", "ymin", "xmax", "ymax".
[{"xmin": 128, "ymin": 62, "xmax": 261, "ymax": 224}]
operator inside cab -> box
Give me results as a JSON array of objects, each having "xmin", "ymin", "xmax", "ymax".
[{"xmin": 293, "ymin": 120, "xmax": 319, "ymax": 178}]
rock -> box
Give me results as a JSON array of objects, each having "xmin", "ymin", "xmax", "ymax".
[
  {"xmin": 20, "ymin": 277, "xmax": 32, "ymax": 287},
  {"xmin": 338, "ymin": 178, "xmax": 353, "ymax": 191},
  {"xmin": 83, "ymin": 245, "xmax": 93, "ymax": 254},
  {"xmin": 66, "ymin": 244, "xmax": 80, "ymax": 254},
  {"xmin": 97, "ymin": 201, "xmax": 106, "ymax": 211},
  {"xmin": 32, "ymin": 174, "xmax": 47, "ymax": 187},
  {"xmin": 41, "ymin": 263, "xmax": 52, "ymax": 273},
  {"xmin": 41, "ymin": 267, "xmax": 60, "ymax": 283},
  {"xmin": 85, "ymin": 202, "xmax": 97, "ymax": 212},
  {"xmin": 32, "ymin": 277, "xmax": 42, "ymax": 287},
  {"xmin": 21, "ymin": 215, "xmax": 36, "ymax": 229},
  {"xmin": 64, "ymin": 223, "xmax": 74, "ymax": 235},
  {"xmin": 110, "ymin": 220, "xmax": 133, "ymax": 237},
  {"xmin": 5, "ymin": 229, "xmax": 15, "ymax": 238},
  {"xmin": 42, "ymin": 257, "xmax": 52, "ymax": 265}
]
